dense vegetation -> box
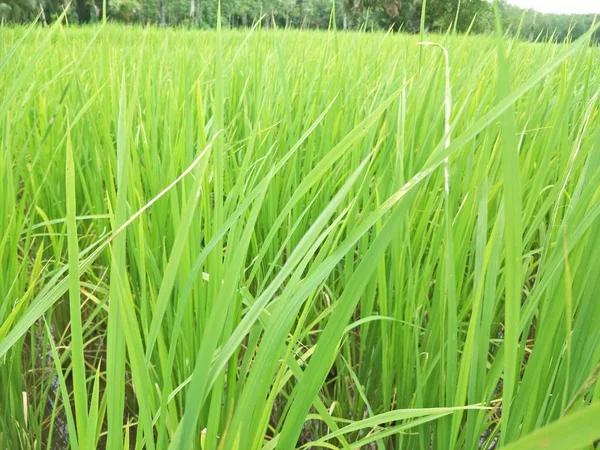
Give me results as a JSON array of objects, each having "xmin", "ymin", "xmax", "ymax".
[
  {"xmin": 1, "ymin": 0, "xmax": 599, "ymax": 43},
  {"xmin": 2, "ymin": 12, "xmax": 600, "ymax": 450}
]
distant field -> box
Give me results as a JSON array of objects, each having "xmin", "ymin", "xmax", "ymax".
[{"xmin": 1, "ymin": 23, "xmax": 600, "ymax": 450}]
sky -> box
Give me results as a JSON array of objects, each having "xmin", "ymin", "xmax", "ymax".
[{"xmin": 507, "ymin": 0, "xmax": 600, "ymax": 15}]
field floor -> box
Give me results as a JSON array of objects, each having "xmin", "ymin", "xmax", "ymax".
[{"xmin": 1, "ymin": 24, "xmax": 600, "ymax": 450}]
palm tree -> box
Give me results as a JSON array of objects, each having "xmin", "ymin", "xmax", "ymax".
[
  {"xmin": 158, "ymin": 0, "xmax": 165, "ymax": 25},
  {"xmin": 0, "ymin": 0, "xmax": 37, "ymax": 22}
]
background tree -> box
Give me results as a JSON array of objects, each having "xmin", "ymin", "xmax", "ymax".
[
  {"xmin": 75, "ymin": 0, "xmax": 90, "ymax": 21},
  {"xmin": 0, "ymin": 0, "xmax": 597, "ymax": 44},
  {"xmin": 1, "ymin": 0, "xmax": 37, "ymax": 21},
  {"xmin": 110, "ymin": 0, "xmax": 139, "ymax": 21}
]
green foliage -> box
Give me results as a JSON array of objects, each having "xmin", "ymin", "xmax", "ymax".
[
  {"xmin": 110, "ymin": 0, "xmax": 140, "ymax": 22},
  {"xmin": 0, "ymin": 0, "xmax": 37, "ymax": 22},
  {"xmin": 1, "ymin": 20, "xmax": 600, "ymax": 450},
  {"xmin": 497, "ymin": 1, "xmax": 600, "ymax": 43},
  {"xmin": 1, "ymin": 0, "xmax": 598, "ymax": 43}
]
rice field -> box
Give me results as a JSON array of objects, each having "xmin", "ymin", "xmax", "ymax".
[{"xmin": 1, "ymin": 20, "xmax": 600, "ymax": 450}]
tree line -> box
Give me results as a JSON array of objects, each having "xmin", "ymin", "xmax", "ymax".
[{"xmin": 0, "ymin": 0, "xmax": 598, "ymax": 43}]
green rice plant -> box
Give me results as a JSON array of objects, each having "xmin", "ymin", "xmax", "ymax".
[{"xmin": 1, "ymin": 16, "xmax": 600, "ymax": 450}]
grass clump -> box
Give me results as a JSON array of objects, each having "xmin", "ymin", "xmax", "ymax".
[{"xmin": 1, "ymin": 22, "xmax": 600, "ymax": 450}]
